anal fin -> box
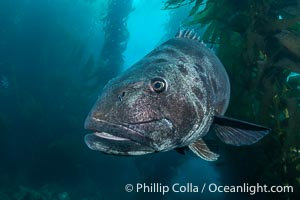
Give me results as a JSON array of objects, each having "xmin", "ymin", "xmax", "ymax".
[{"xmin": 189, "ymin": 138, "xmax": 219, "ymax": 161}]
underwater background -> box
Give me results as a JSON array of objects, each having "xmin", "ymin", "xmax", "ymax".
[{"xmin": 0, "ymin": 0, "xmax": 299, "ymax": 199}]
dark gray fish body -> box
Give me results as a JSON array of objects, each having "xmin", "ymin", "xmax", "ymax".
[{"xmin": 84, "ymin": 30, "xmax": 270, "ymax": 161}]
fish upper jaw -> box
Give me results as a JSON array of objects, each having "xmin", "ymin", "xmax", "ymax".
[
  {"xmin": 84, "ymin": 117, "xmax": 156, "ymax": 155},
  {"xmin": 84, "ymin": 117, "xmax": 153, "ymax": 145}
]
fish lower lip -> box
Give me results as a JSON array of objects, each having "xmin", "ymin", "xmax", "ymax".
[
  {"xmin": 84, "ymin": 132, "xmax": 155, "ymax": 155},
  {"xmin": 94, "ymin": 132, "xmax": 130, "ymax": 141},
  {"xmin": 85, "ymin": 118, "xmax": 154, "ymax": 146}
]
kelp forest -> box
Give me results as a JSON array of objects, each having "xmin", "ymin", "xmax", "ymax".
[{"xmin": 0, "ymin": 0, "xmax": 299, "ymax": 199}]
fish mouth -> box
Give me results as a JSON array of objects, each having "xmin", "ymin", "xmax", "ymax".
[
  {"xmin": 93, "ymin": 132, "xmax": 130, "ymax": 141},
  {"xmin": 84, "ymin": 118, "xmax": 156, "ymax": 155}
]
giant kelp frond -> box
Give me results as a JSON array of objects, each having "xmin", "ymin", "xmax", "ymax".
[
  {"xmin": 163, "ymin": 0, "xmax": 207, "ymax": 17},
  {"xmin": 98, "ymin": 0, "xmax": 132, "ymax": 84},
  {"xmin": 163, "ymin": 0, "xmax": 196, "ymax": 9}
]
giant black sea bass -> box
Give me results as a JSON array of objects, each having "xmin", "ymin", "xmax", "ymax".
[{"xmin": 84, "ymin": 30, "xmax": 270, "ymax": 161}]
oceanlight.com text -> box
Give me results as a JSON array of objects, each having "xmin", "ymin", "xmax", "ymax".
[{"xmin": 124, "ymin": 182, "xmax": 293, "ymax": 196}]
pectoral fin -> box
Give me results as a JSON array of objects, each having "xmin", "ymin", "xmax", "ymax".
[
  {"xmin": 213, "ymin": 115, "xmax": 271, "ymax": 146},
  {"xmin": 188, "ymin": 138, "xmax": 219, "ymax": 161}
]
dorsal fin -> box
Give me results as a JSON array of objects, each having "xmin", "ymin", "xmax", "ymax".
[{"xmin": 175, "ymin": 29, "xmax": 201, "ymax": 41}]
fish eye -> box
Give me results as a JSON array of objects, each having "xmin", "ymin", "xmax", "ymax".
[{"xmin": 151, "ymin": 78, "xmax": 167, "ymax": 93}]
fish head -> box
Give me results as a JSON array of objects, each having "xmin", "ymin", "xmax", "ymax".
[{"xmin": 84, "ymin": 62, "xmax": 198, "ymax": 155}]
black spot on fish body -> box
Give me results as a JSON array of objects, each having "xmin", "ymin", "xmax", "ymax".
[
  {"xmin": 177, "ymin": 64, "xmax": 189, "ymax": 76},
  {"xmin": 195, "ymin": 63, "xmax": 205, "ymax": 74},
  {"xmin": 192, "ymin": 86, "xmax": 204, "ymax": 101},
  {"xmin": 161, "ymin": 93, "xmax": 197, "ymax": 138}
]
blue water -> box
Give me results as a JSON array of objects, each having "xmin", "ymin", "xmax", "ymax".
[{"xmin": 0, "ymin": 0, "xmax": 289, "ymax": 199}]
